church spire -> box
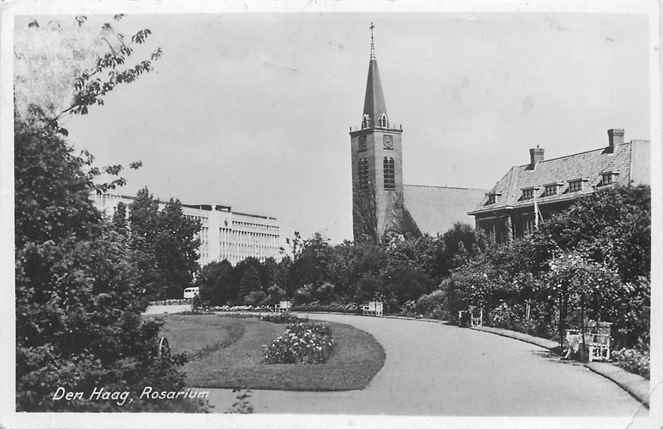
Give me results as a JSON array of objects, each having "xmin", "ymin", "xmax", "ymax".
[{"xmin": 362, "ymin": 22, "xmax": 389, "ymax": 129}]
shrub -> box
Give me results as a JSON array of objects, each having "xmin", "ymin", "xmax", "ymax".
[
  {"xmin": 294, "ymin": 284, "xmax": 315, "ymax": 304},
  {"xmin": 612, "ymin": 344, "xmax": 650, "ymax": 379},
  {"xmin": 243, "ymin": 290, "xmax": 267, "ymax": 306},
  {"xmin": 263, "ymin": 322, "xmax": 334, "ymax": 364},
  {"xmin": 487, "ymin": 302, "xmax": 521, "ymax": 330},
  {"xmin": 315, "ymin": 282, "xmax": 336, "ymax": 304},
  {"xmin": 414, "ymin": 289, "xmax": 449, "ymax": 320},
  {"xmin": 290, "ymin": 302, "xmax": 361, "ymax": 314}
]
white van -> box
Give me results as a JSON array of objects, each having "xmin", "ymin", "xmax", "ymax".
[{"xmin": 183, "ymin": 287, "xmax": 199, "ymax": 299}]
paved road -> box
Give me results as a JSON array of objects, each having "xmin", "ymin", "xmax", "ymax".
[{"xmin": 204, "ymin": 313, "xmax": 645, "ymax": 415}]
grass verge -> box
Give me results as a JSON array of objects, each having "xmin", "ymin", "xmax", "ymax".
[
  {"xmin": 158, "ymin": 314, "xmax": 385, "ymax": 391},
  {"xmin": 152, "ymin": 314, "xmax": 246, "ymax": 359}
]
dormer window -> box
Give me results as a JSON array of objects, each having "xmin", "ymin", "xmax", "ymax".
[
  {"xmin": 362, "ymin": 114, "xmax": 370, "ymax": 129},
  {"xmin": 486, "ymin": 192, "xmax": 501, "ymax": 205},
  {"xmin": 568, "ymin": 178, "xmax": 586, "ymax": 193},
  {"xmin": 543, "ymin": 183, "xmax": 562, "ymax": 197},
  {"xmin": 600, "ymin": 171, "xmax": 619, "ymax": 186},
  {"xmin": 378, "ymin": 114, "xmax": 387, "ymax": 128},
  {"xmin": 522, "ymin": 188, "xmax": 534, "ymax": 200}
]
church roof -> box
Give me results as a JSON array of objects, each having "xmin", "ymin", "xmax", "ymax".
[
  {"xmin": 362, "ymin": 58, "xmax": 388, "ymax": 127},
  {"xmin": 468, "ymin": 139, "xmax": 650, "ymax": 215},
  {"xmin": 403, "ymin": 184, "xmax": 487, "ymax": 236}
]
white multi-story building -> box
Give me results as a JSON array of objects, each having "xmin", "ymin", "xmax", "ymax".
[{"xmin": 92, "ymin": 193, "xmax": 281, "ymax": 267}]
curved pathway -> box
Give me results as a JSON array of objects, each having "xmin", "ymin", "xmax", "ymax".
[{"xmin": 205, "ymin": 313, "xmax": 645, "ymax": 415}]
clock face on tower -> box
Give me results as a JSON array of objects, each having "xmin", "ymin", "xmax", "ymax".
[{"xmin": 383, "ymin": 135, "xmax": 394, "ymax": 150}]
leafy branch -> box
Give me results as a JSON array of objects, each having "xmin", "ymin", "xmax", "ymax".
[{"xmin": 54, "ymin": 24, "xmax": 162, "ymax": 123}]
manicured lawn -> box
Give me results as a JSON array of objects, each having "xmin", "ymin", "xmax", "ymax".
[
  {"xmin": 156, "ymin": 314, "xmax": 385, "ymax": 391},
  {"xmin": 151, "ymin": 314, "xmax": 246, "ymax": 359}
]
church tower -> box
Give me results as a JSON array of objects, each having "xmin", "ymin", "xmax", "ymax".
[{"xmin": 350, "ymin": 23, "xmax": 405, "ymax": 243}]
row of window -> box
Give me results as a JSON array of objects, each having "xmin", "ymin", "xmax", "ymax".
[
  {"xmin": 487, "ymin": 172, "xmax": 619, "ymax": 204},
  {"xmin": 233, "ymin": 220, "xmax": 278, "ymax": 230},
  {"xmin": 358, "ymin": 157, "xmax": 396, "ymax": 190},
  {"xmin": 185, "ymin": 214, "xmax": 209, "ymax": 226},
  {"xmin": 219, "ymin": 227, "xmax": 278, "ymax": 239},
  {"xmin": 480, "ymin": 216, "xmax": 537, "ymax": 243}
]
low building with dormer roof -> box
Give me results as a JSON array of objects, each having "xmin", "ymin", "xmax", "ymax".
[{"xmin": 468, "ymin": 129, "xmax": 650, "ymax": 243}]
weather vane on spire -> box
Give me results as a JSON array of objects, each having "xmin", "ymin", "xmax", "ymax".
[{"xmin": 369, "ymin": 22, "xmax": 375, "ymax": 60}]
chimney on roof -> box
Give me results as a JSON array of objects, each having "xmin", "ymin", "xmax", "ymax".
[
  {"xmin": 529, "ymin": 145, "xmax": 544, "ymax": 169},
  {"xmin": 607, "ymin": 128, "xmax": 624, "ymax": 153}
]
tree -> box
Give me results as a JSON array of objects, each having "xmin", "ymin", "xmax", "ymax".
[
  {"xmin": 15, "ymin": 15, "xmax": 162, "ymax": 125},
  {"xmin": 198, "ymin": 260, "xmax": 235, "ymax": 305},
  {"xmin": 128, "ymin": 188, "xmax": 161, "ymax": 298},
  {"xmin": 259, "ymin": 257, "xmax": 279, "ymax": 291},
  {"xmin": 126, "ymin": 192, "xmax": 200, "ymax": 299},
  {"xmin": 14, "ymin": 15, "xmax": 206, "ymax": 411},
  {"xmin": 14, "ymin": 122, "xmax": 205, "ymax": 412},
  {"xmin": 534, "ymin": 185, "xmax": 650, "ymax": 284},
  {"xmin": 315, "ymin": 281, "xmax": 336, "ymax": 304},
  {"xmin": 238, "ymin": 266, "xmax": 262, "ymax": 304},
  {"xmin": 431, "ymin": 223, "xmax": 484, "ymax": 279},
  {"xmin": 548, "ymin": 251, "xmax": 639, "ymax": 348},
  {"xmin": 154, "ymin": 199, "xmax": 200, "ymax": 299},
  {"xmin": 287, "ymin": 233, "xmax": 334, "ymax": 293},
  {"xmin": 111, "ymin": 201, "xmax": 128, "ymax": 236},
  {"xmin": 14, "ymin": 117, "xmax": 101, "ymax": 249},
  {"xmin": 265, "ymin": 284, "xmax": 287, "ymax": 305},
  {"xmin": 243, "ymin": 290, "xmax": 267, "ymax": 306}
]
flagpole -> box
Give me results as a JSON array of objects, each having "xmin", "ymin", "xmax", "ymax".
[{"xmin": 534, "ymin": 191, "xmax": 539, "ymax": 229}]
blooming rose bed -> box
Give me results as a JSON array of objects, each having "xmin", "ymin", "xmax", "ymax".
[{"xmin": 263, "ymin": 322, "xmax": 334, "ymax": 364}]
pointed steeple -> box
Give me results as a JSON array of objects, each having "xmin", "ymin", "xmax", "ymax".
[{"xmin": 362, "ymin": 23, "xmax": 389, "ymax": 129}]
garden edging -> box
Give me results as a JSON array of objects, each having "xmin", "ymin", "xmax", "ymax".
[{"xmin": 470, "ymin": 325, "xmax": 650, "ymax": 408}]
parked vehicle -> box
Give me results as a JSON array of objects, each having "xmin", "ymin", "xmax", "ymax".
[{"xmin": 183, "ymin": 287, "xmax": 199, "ymax": 299}]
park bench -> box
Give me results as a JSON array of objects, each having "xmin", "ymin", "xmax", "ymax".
[
  {"xmin": 564, "ymin": 321, "xmax": 611, "ymax": 362},
  {"xmin": 275, "ymin": 300, "xmax": 292, "ymax": 313},
  {"xmin": 361, "ymin": 301, "xmax": 383, "ymax": 317}
]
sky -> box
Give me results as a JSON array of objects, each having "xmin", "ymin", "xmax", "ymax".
[{"xmin": 45, "ymin": 13, "xmax": 649, "ymax": 243}]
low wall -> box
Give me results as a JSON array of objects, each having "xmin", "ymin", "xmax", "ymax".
[{"xmin": 144, "ymin": 303, "xmax": 192, "ymax": 315}]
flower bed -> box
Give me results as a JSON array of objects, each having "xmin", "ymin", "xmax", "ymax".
[
  {"xmin": 291, "ymin": 302, "xmax": 361, "ymax": 314},
  {"xmin": 264, "ymin": 322, "xmax": 334, "ymax": 364},
  {"xmin": 611, "ymin": 347, "xmax": 650, "ymax": 379},
  {"xmin": 259, "ymin": 313, "xmax": 302, "ymax": 324}
]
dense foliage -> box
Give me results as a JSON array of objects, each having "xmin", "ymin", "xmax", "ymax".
[
  {"xmin": 15, "ymin": 120, "xmax": 206, "ymax": 412},
  {"xmin": 15, "ymin": 15, "xmax": 206, "ymax": 411},
  {"xmin": 611, "ymin": 345, "xmax": 650, "ymax": 379},
  {"xmin": 126, "ymin": 188, "xmax": 200, "ymax": 299},
  {"xmin": 196, "ymin": 223, "xmax": 482, "ymax": 311},
  {"xmin": 198, "ymin": 185, "xmax": 649, "ymax": 362},
  {"xmin": 443, "ymin": 185, "xmax": 650, "ymax": 349}
]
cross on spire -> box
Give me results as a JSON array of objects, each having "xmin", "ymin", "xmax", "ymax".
[
  {"xmin": 362, "ymin": 21, "xmax": 387, "ymax": 129},
  {"xmin": 369, "ymin": 22, "xmax": 375, "ymax": 60}
]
